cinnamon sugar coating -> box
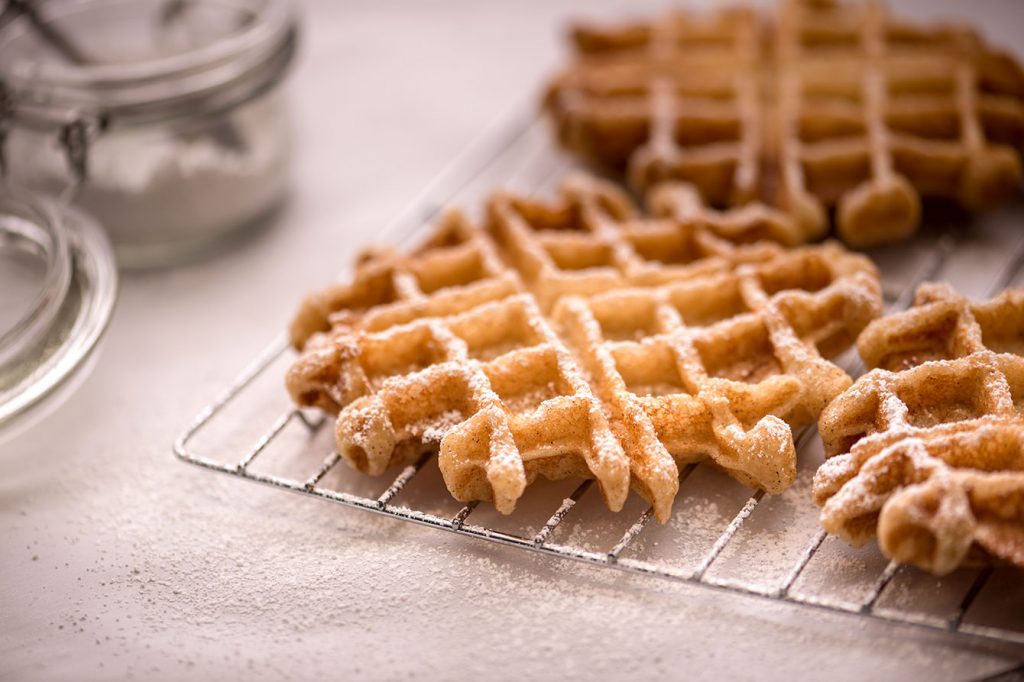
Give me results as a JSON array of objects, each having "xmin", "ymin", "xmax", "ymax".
[
  {"xmin": 815, "ymin": 283, "xmax": 1024, "ymax": 574},
  {"xmin": 289, "ymin": 175, "xmax": 882, "ymax": 521},
  {"xmin": 544, "ymin": 0, "xmax": 1024, "ymax": 248}
]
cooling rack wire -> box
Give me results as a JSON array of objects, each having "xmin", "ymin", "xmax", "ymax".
[{"xmin": 175, "ymin": 114, "xmax": 1024, "ymax": 657}]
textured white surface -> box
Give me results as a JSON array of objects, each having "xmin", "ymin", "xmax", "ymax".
[{"xmin": 3, "ymin": 1, "xmax": 1024, "ymax": 680}]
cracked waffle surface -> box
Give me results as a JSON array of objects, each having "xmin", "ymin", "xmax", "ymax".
[
  {"xmin": 814, "ymin": 283, "xmax": 1024, "ymax": 575},
  {"xmin": 544, "ymin": 0, "xmax": 1024, "ymax": 248},
  {"xmin": 288, "ymin": 175, "xmax": 882, "ymax": 521}
]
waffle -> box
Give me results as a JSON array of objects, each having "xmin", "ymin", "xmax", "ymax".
[
  {"xmin": 814, "ymin": 283, "xmax": 1024, "ymax": 575},
  {"xmin": 544, "ymin": 0, "xmax": 1024, "ymax": 248},
  {"xmin": 288, "ymin": 174, "xmax": 882, "ymax": 521}
]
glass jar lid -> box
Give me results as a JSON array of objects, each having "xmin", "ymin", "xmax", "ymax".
[
  {"xmin": 0, "ymin": 0, "xmax": 297, "ymax": 129},
  {"xmin": 0, "ymin": 188, "xmax": 117, "ymax": 441}
]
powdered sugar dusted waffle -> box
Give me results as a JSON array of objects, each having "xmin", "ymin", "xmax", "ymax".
[
  {"xmin": 544, "ymin": 0, "xmax": 1024, "ymax": 248},
  {"xmin": 814, "ymin": 283, "xmax": 1024, "ymax": 575},
  {"xmin": 288, "ymin": 174, "xmax": 882, "ymax": 521}
]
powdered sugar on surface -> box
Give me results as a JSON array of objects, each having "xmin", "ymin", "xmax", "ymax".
[
  {"xmin": 409, "ymin": 409, "xmax": 464, "ymax": 442},
  {"xmin": 5, "ymin": 429, "xmax": 1008, "ymax": 680},
  {"xmin": 502, "ymin": 382, "xmax": 558, "ymax": 414}
]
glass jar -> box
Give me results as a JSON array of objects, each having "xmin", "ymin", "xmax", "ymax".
[{"xmin": 0, "ymin": 0, "xmax": 298, "ymax": 267}]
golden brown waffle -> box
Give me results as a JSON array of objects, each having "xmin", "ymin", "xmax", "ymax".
[
  {"xmin": 814, "ymin": 283, "xmax": 1024, "ymax": 575},
  {"xmin": 545, "ymin": 0, "xmax": 1024, "ymax": 248},
  {"xmin": 288, "ymin": 174, "xmax": 882, "ymax": 521}
]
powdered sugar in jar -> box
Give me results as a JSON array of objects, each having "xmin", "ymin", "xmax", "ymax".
[{"xmin": 0, "ymin": 0, "xmax": 297, "ymax": 267}]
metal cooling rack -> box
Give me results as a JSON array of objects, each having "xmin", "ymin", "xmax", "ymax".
[{"xmin": 175, "ymin": 113, "xmax": 1024, "ymax": 657}]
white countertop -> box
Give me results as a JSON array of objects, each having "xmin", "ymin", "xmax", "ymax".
[{"xmin": 3, "ymin": 1, "xmax": 1024, "ymax": 679}]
